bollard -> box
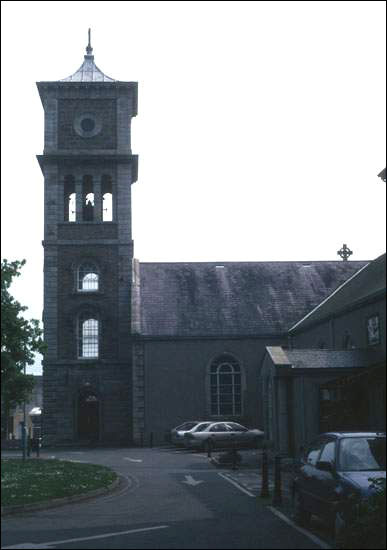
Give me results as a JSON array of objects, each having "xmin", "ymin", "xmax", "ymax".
[
  {"xmin": 36, "ymin": 437, "xmax": 41, "ymax": 458},
  {"xmin": 149, "ymin": 432, "xmax": 153, "ymax": 448},
  {"xmin": 260, "ymin": 447, "xmax": 270, "ymax": 498},
  {"xmin": 231, "ymin": 439, "xmax": 238, "ymax": 470},
  {"xmin": 272, "ymin": 455, "xmax": 282, "ymax": 505},
  {"xmin": 206, "ymin": 440, "xmax": 212, "ymax": 459}
]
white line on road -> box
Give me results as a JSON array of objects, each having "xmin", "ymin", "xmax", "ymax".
[
  {"xmin": 218, "ymin": 473, "xmax": 255, "ymax": 497},
  {"xmin": 2, "ymin": 544, "xmax": 54, "ymax": 549},
  {"xmin": 268, "ymin": 507, "xmax": 332, "ymax": 550},
  {"xmin": 2, "ymin": 525, "xmax": 170, "ymax": 549},
  {"xmin": 123, "ymin": 457, "xmax": 143, "ymax": 463}
]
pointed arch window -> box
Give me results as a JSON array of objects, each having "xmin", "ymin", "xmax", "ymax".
[
  {"xmin": 78, "ymin": 263, "xmax": 99, "ymax": 292},
  {"xmin": 210, "ymin": 354, "xmax": 242, "ymax": 416},
  {"xmin": 78, "ymin": 315, "xmax": 99, "ymax": 358}
]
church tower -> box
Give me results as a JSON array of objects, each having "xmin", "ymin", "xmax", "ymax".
[{"xmin": 37, "ymin": 32, "xmax": 138, "ymax": 444}]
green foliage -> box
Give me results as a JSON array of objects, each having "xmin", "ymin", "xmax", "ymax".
[
  {"xmin": 340, "ymin": 477, "xmax": 386, "ymax": 549},
  {"xmin": 1, "ymin": 259, "xmax": 45, "ymax": 417},
  {"xmin": 1, "ymin": 459, "xmax": 117, "ymax": 507}
]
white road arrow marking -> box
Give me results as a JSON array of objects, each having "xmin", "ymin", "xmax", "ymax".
[
  {"xmin": 123, "ymin": 457, "xmax": 143, "ymax": 463},
  {"xmin": 182, "ymin": 475, "xmax": 204, "ymax": 486}
]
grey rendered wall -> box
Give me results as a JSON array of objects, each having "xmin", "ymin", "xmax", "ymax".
[
  {"xmin": 292, "ymin": 296, "xmax": 386, "ymax": 354},
  {"xmin": 143, "ymin": 337, "xmax": 284, "ymax": 444}
]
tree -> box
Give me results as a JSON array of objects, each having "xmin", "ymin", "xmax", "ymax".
[{"xmin": 1, "ymin": 259, "xmax": 45, "ymax": 439}]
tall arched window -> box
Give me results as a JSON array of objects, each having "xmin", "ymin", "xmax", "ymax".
[
  {"xmin": 102, "ymin": 175, "xmax": 113, "ymax": 222},
  {"xmin": 78, "ymin": 263, "xmax": 99, "ymax": 292},
  {"xmin": 78, "ymin": 315, "xmax": 99, "ymax": 358},
  {"xmin": 343, "ymin": 332, "xmax": 355, "ymax": 350},
  {"xmin": 210, "ymin": 354, "xmax": 242, "ymax": 416},
  {"xmin": 64, "ymin": 175, "xmax": 76, "ymax": 222},
  {"xmin": 82, "ymin": 175, "xmax": 94, "ymax": 221}
]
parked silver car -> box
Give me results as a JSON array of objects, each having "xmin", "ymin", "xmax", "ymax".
[
  {"xmin": 183, "ymin": 421, "xmax": 264, "ymax": 451},
  {"xmin": 171, "ymin": 421, "xmax": 212, "ymax": 446}
]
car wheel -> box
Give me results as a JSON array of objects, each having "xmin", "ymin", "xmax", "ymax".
[{"xmin": 294, "ymin": 489, "xmax": 311, "ymax": 526}]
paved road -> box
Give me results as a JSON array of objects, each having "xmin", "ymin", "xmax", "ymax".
[{"xmin": 1, "ymin": 447, "xmax": 330, "ymax": 549}]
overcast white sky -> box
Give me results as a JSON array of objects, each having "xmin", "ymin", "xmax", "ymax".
[{"xmin": 1, "ymin": 1, "xmax": 386, "ymax": 374}]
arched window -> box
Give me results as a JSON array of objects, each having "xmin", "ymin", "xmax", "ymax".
[
  {"xmin": 210, "ymin": 354, "xmax": 242, "ymax": 416},
  {"xmin": 82, "ymin": 175, "xmax": 94, "ymax": 221},
  {"xmin": 78, "ymin": 315, "xmax": 99, "ymax": 358},
  {"xmin": 78, "ymin": 263, "xmax": 99, "ymax": 292},
  {"xmin": 102, "ymin": 175, "xmax": 113, "ymax": 222},
  {"xmin": 343, "ymin": 332, "xmax": 355, "ymax": 350},
  {"xmin": 64, "ymin": 175, "xmax": 76, "ymax": 222}
]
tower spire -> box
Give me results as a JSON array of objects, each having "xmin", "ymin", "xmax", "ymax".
[{"xmin": 86, "ymin": 28, "xmax": 93, "ymax": 56}]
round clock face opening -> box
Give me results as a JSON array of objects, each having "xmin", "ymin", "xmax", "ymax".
[
  {"xmin": 81, "ymin": 117, "xmax": 96, "ymax": 133},
  {"xmin": 74, "ymin": 113, "xmax": 102, "ymax": 138}
]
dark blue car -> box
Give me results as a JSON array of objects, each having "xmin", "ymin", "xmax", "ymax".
[{"xmin": 293, "ymin": 432, "xmax": 386, "ymax": 543}]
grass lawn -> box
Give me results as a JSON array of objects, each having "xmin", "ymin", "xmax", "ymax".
[{"xmin": 1, "ymin": 458, "xmax": 117, "ymax": 507}]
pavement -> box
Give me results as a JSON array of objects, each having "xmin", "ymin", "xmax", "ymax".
[
  {"xmin": 209, "ymin": 449, "xmax": 297, "ymax": 517},
  {"xmin": 209, "ymin": 448, "xmax": 334, "ymax": 547},
  {"xmin": 1, "ymin": 446, "xmax": 333, "ymax": 549}
]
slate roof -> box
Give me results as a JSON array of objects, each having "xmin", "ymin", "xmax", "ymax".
[
  {"xmin": 60, "ymin": 54, "xmax": 116, "ymax": 82},
  {"xmin": 266, "ymin": 346, "xmax": 384, "ymax": 369},
  {"xmin": 290, "ymin": 254, "xmax": 386, "ymax": 333},
  {"xmin": 139, "ymin": 261, "xmax": 367, "ymax": 337}
]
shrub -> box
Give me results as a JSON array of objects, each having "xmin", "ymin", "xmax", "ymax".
[{"xmin": 339, "ymin": 477, "xmax": 386, "ymax": 549}]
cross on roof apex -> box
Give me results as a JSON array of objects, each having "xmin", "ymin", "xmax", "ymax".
[{"xmin": 337, "ymin": 243, "xmax": 353, "ymax": 261}]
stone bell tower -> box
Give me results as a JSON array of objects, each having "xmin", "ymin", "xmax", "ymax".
[{"xmin": 37, "ymin": 31, "xmax": 138, "ymax": 445}]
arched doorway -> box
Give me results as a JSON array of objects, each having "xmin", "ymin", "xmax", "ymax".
[{"xmin": 77, "ymin": 387, "xmax": 100, "ymax": 441}]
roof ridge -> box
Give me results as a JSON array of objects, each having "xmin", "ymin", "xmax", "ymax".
[
  {"xmin": 139, "ymin": 260, "xmax": 369, "ymax": 265},
  {"xmin": 289, "ymin": 262, "xmax": 373, "ymax": 332}
]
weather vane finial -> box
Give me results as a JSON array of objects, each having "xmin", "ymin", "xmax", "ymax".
[{"xmin": 86, "ymin": 28, "xmax": 93, "ymax": 56}]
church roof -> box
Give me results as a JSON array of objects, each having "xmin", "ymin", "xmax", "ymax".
[
  {"xmin": 266, "ymin": 347, "xmax": 384, "ymax": 370},
  {"xmin": 289, "ymin": 253, "xmax": 386, "ymax": 333},
  {"xmin": 138, "ymin": 261, "xmax": 367, "ymax": 337},
  {"xmin": 60, "ymin": 30, "xmax": 115, "ymax": 82}
]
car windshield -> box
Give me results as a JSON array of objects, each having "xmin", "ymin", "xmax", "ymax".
[
  {"xmin": 338, "ymin": 437, "xmax": 386, "ymax": 472},
  {"xmin": 194, "ymin": 423, "xmax": 212, "ymax": 432},
  {"xmin": 176, "ymin": 422, "xmax": 199, "ymax": 431}
]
